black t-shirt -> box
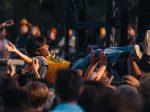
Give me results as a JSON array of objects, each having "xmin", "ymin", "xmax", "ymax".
[{"xmin": 138, "ymin": 54, "xmax": 150, "ymax": 72}]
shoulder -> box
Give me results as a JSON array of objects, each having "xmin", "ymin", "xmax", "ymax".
[{"xmin": 33, "ymin": 56, "xmax": 48, "ymax": 65}]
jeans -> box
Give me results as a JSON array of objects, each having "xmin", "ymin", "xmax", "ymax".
[{"xmin": 71, "ymin": 45, "xmax": 134, "ymax": 72}]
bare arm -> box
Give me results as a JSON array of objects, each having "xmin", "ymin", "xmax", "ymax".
[
  {"xmin": 129, "ymin": 59, "xmax": 142, "ymax": 77},
  {"xmin": 84, "ymin": 64, "xmax": 97, "ymax": 80},
  {"xmin": 96, "ymin": 65, "xmax": 107, "ymax": 80},
  {"xmin": 32, "ymin": 59, "xmax": 41, "ymax": 79},
  {"xmin": 96, "ymin": 53, "xmax": 107, "ymax": 80},
  {"xmin": 5, "ymin": 43, "xmax": 32, "ymax": 63},
  {"xmin": 84, "ymin": 51, "xmax": 99, "ymax": 80}
]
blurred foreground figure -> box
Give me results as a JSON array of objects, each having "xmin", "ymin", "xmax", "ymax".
[
  {"xmin": 0, "ymin": 29, "xmax": 10, "ymax": 59},
  {"xmin": 51, "ymin": 69, "xmax": 84, "ymax": 112}
]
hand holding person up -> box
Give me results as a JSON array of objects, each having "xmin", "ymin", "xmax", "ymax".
[
  {"xmin": 7, "ymin": 60, "xmax": 15, "ymax": 77},
  {"xmin": 99, "ymin": 52, "xmax": 107, "ymax": 66},
  {"xmin": 32, "ymin": 59, "xmax": 40, "ymax": 79},
  {"xmin": 89, "ymin": 51, "xmax": 100, "ymax": 66},
  {"xmin": 124, "ymin": 75, "xmax": 140, "ymax": 88},
  {"xmin": 84, "ymin": 51, "xmax": 99, "ymax": 80}
]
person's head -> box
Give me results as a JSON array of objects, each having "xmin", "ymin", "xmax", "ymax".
[
  {"xmin": 26, "ymin": 37, "xmax": 50, "ymax": 57},
  {"xmin": 20, "ymin": 18, "xmax": 30, "ymax": 34},
  {"xmin": 99, "ymin": 27, "xmax": 106, "ymax": 38},
  {"xmin": 55, "ymin": 69, "xmax": 83, "ymax": 102},
  {"xmin": 0, "ymin": 76, "xmax": 19, "ymax": 95},
  {"xmin": 117, "ymin": 85, "xmax": 142, "ymax": 112},
  {"xmin": 68, "ymin": 29, "xmax": 73, "ymax": 37},
  {"xmin": 128, "ymin": 24, "xmax": 136, "ymax": 38},
  {"xmin": 48, "ymin": 27, "xmax": 57, "ymax": 41},
  {"xmin": 140, "ymin": 75, "xmax": 150, "ymax": 112},
  {"xmin": 84, "ymin": 80, "xmax": 114, "ymax": 95},
  {"xmin": 78, "ymin": 85, "xmax": 101, "ymax": 112},
  {"xmin": 24, "ymin": 81, "xmax": 49, "ymax": 108},
  {"xmin": 0, "ymin": 29, "xmax": 7, "ymax": 39},
  {"xmin": 31, "ymin": 25, "xmax": 41, "ymax": 37},
  {"xmin": 2, "ymin": 88, "xmax": 30, "ymax": 112},
  {"xmin": 140, "ymin": 75, "xmax": 150, "ymax": 100}
]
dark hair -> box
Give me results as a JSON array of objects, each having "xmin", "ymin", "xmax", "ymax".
[
  {"xmin": 2, "ymin": 89, "xmax": 30, "ymax": 112},
  {"xmin": 84, "ymin": 80, "xmax": 114, "ymax": 96},
  {"xmin": 0, "ymin": 76, "xmax": 19, "ymax": 95},
  {"xmin": 17, "ymin": 72, "xmax": 36, "ymax": 87},
  {"xmin": 78, "ymin": 85, "xmax": 101, "ymax": 112},
  {"xmin": 55, "ymin": 69, "xmax": 83, "ymax": 102},
  {"xmin": 26, "ymin": 36, "xmax": 47, "ymax": 57},
  {"xmin": 128, "ymin": 23, "xmax": 136, "ymax": 31}
]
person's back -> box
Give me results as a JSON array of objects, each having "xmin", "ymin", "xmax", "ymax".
[{"xmin": 51, "ymin": 69, "xmax": 84, "ymax": 112}]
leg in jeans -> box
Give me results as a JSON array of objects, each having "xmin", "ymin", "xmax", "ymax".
[{"xmin": 71, "ymin": 45, "xmax": 134, "ymax": 73}]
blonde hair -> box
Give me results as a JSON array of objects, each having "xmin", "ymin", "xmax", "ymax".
[
  {"xmin": 31, "ymin": 25, "xmax": 41, "ymax": 37},
  {"xmin": 24, "ymin": 81, "xmax": 49, "ymax": 108}
]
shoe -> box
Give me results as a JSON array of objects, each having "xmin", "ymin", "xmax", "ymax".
[
  {"xmin": 144, "ymin": 30, "xmax": 150, "ymax": 55},
  {"xmin": 133, "ymin": 44, "xmax": 143, "ymax": 60}
]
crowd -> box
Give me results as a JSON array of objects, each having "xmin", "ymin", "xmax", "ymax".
[{"xmin": 0, "ymin": 18, "xmax": 149, "ymax": 112}]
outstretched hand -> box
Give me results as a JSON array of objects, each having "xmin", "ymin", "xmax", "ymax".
[
  {"xmin": 90, "ymin": 51, "xmax": 100, "ymax": 66},
  {"xmin": 99, "ymin": 52, "xmax": 107, "ymax": 66},
  {"xmin": 5, "ymin": 42, "xmax": 17, "ymax": 52},
  {"xmin": 32, "ymin": 59, "xmax": 40, "ymax": 79},
  {"xmin": 32, "ymin": 59, "xmax": 39, "ymax": 72},
  {"xmin": 124, "ymin": 75, "xmax": 140, "ymax": 88}
]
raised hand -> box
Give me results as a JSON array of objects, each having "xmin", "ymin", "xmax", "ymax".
[
  {"xmin": 99, "ymin": 52, "xmax": 107, "ymax": 66},
  {"xmin": 7, "ymin": 60, "xmax": 15, "ymax": 77},
  {"xmin": 32, "ymin": 59, "xmax": 39, "ymax": 72},
  {"xmin": 5, "ymin": 42, "xmax": 17, "ymax": 52},
  {"xmin": 90, "ymin": 51, "xmax": 99, "ymax": 66},
  {"xmin": 32, "ymin": 59, "xmax": 40, "ymax": 79},
  {"xmin": 124, "ymin": 75, "xmax": 140, "ymax": 88}
]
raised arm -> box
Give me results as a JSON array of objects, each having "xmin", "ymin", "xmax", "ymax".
[
  {"xmin": 84, "ymin": 51, "xmax": 99, "ymax": 80},
  {"xmin": 129, "ymin": 59, "xmax": 142, "ymax": 77},
  {"xmin": 5, "ymin": 42, "xmax": 32, "ymax": 63},
  {"xmin": 96, "ymin": 52, "xmax": 107, "ymax": 80}
]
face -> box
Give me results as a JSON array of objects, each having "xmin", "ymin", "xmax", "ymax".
[
  {"xmin": 99, "ymin": 27, "xmax": 106, "ymax": 38},
  {"xmin": 68, "ymin": 29, "xmax": 73, "ymax": 36},
  {"xmin": 128, "ymin": 26, "xmax": 136, "ymax": 38},
  {"xmin": 49, "ymin": 31, "xmax": 56, "ymax": 41},
  {"xmin": 31, "ymin": 27, "xmax": 37, "ymax": 37},
  {"xmin": 20, "ymin": 25, "xmax": 29, "ymax": 34},
  {"xmin": 37, "ymin": 44, "xmax": 50, "ymax": 57}
]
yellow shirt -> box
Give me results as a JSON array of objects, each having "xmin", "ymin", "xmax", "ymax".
[{"xmin": 45, "ymin": 55, "xmax": 71, "ymax": 83}]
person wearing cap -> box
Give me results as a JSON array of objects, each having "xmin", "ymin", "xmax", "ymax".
[{"xmin": 16, "ymin": 18, "xmax": 31, "ymax": 48}]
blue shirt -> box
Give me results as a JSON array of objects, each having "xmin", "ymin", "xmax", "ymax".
[{"xmin": 51, "ymin": 103, "xmax": 84, "ymax": 112}]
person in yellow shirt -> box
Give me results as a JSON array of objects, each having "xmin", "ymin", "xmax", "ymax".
[{"xmin": 5, "ymin": 37, "xmax": 71, "ymax": 84}]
